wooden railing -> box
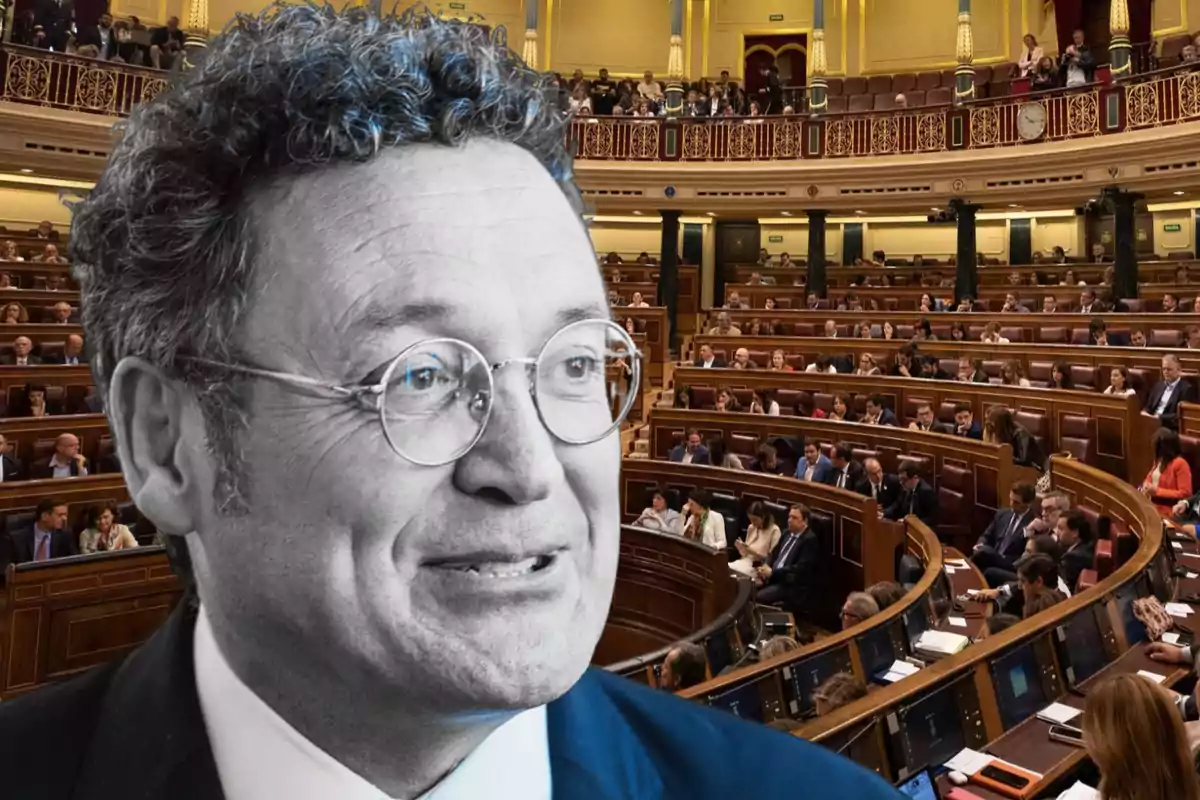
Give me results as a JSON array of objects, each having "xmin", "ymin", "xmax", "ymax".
[{"xmin": 0, "ymin": 44, "xmax": 170, "ymax": 117}]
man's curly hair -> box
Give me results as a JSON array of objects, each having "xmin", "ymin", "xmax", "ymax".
[{"xmin": 70, "ymin": 3, "xmax": 576, "ymax": 513}]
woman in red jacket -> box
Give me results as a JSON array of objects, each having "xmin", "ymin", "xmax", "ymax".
[{"xmin": 1142, "ymin": 428, "xmax": 1193, "ymax": 512}]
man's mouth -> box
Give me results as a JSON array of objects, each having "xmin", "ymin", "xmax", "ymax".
[{"xmin": 423, "ymin": 552, "xmax": 558, "ymax": 579}]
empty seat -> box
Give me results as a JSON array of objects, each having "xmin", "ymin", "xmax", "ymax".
[
  {"xmin": 991, "ymin": 62, "xmax": 1016, "ymax": 81},
  {"xmin": 1060, "ymin": 414, "xmax": 1097, "ymax": 465},
  {"xmin": 874, "ymin": 93, "xmax": 895, "ymax": 111},
  {"xmin": 848, "ymin": 94, "xmax": 874, "ymax": 112},
  {"xmin": 999, "ymin": 327, "xmax": 1023, "ymax": 342},
  {"xmin": 843, "ymin": 77, "xmax": 868, "ymax": 95},
  {"xmin": 1168, "ymin": 250, "xmax": 1196, "ymax": 260},
  {"xmin": 937, "ymin": 464, "xmax": 974, "ymax": 549},
  {"xmin": 940, "ymin": 69, "xmax": 957, "ymax": 89},
  {"xmin": 1151, "ymin": 329, "xmax": 1184, "ymax": 347},
  {"xmin": 1028, "ymin": 361, "xmax": 1053, "ymax": 386},
  {"xmin": 1014, "ymin": 411, "xmax": 1049, "ymax": 457},
  {"xmin": 927, "ymin": 87, "xmax": 952, "ymax": 105},
  {"xmin": 891, "ymin": 73, "xmax": 917, "ymax": 93},
  {"xmin": 1120, "ymin": 298, "xmax": 1144, "ymax": 312},
  {"xmin": 1070, "ymin": 365, "xmax": 1099, "ymax": 390},
  {"xmin": 825, "ymin": 77, "xmax": 844, "ymax": 97},
  {"xmin": 905, "ymin": 89, "xmax": 926, "ymax": 107},
  {"xmin": 827, "ymin": 95, "xmax": 848, "ymax": 113},
  {"xmin": 916, "ymin": 72, "xmax": 942, "ymax": 91},
  {"xmin": 1038, "ymin": 326, "xmax": 1067, "ymax": 343}
]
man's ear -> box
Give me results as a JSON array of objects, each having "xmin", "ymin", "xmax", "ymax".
[{"xmin": 106, "ymin": 357, "xmax": 213, "ymax": 536}]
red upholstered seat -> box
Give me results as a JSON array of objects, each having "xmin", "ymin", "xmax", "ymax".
[
  {"xmin": 794, "ymin": 323, "xmax": 816, "ymax": 336},
  {"xmin": 1070, "ymin": 328, "xmax": 1091, "ymax": 345},
  {"xmin": 1028, "ymin": 361, "xmax": 1053, "ymax": 385},
  {"xmin": 927, "ymin": 86, "xmax": 952, "ymax": 105},
  {"xmin": 1076, "ymin": 569, "xmax": 1098, "ymax": 592},
  {"xmin": 891, "ymin": 73, "xmax": 917, "ymax": 93},
  {"xmin": 1060, "ymin": 414, "xmax": 1097, "ymax": 465},
  {"xmin": 1069, "ymin": 365, "xmax": 1098, "ymax": 390},
  {"xmin": 691, "ymin": 386, "xmax": 716, "ymax": 408},
  {"xmin": 825, "ymin": 77, "xmax": 844, "ymax": 97},
  {"xmin": 1014, "ymin": 410, "xmax": 1049, "ymax": 454},
  {"xmin": 776, "ymin": 388, "xmax": 801, "ymax": 413},
  {"xmin": 849, "ymin": 94, "xmax": 874, "ymax": 112},
  {"xmin": 999, "ymin": 326, "xmax": 1023, "ymax": 342},
  {"xmin": 937, "ymin": 463, "xmax": 974, "ymax": 548},
  {"xmin": 916, "ymin": 72, "xmax": 942, "ymax": 91},
  {"xmin": 1038, "ymin": 326, "xmax": 1067, "ymax": 343},
  {"xmin": 1120, "ymin": 298, "xmax": 1144, "ymax": 312},
  {"xmin": 874, "ymin": 93, "xmax": 895, "ymax": 111},
  {"xmin": 827, "ymin": 95, "xmax": 848, "ymax": 113},
  {"xmin": 905, "ymin": 89, "xmax": 926, "ymax": 107},
  {"xmin": 866, "ymin": 75, "xmax": 893, "ymax": 95},
  {"xmin": 1151, "ymin": 329, "xmax": 1184, "ymax": 347},
  {"xmin": 730, "ymin": 434, "xmax": 758, "ymax": 455}
]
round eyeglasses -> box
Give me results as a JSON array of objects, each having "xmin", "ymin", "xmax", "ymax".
[{"xmin": 187, "ymin": 318, "xmax": 642, "ymax": 467}]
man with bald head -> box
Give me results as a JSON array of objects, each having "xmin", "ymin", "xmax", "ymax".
[
  {"xmin": 1, "ymin": 335, "xmax": 42, "ymax": 366},
  {"xmin": 50, "ymin": 333, "xmax": 84, "ymax": 365},
  {"xmin": 31, "ymin": 433, "xmax": 87, "ymax": 479},
  {"xmin": 854, "ymin": 457, "xmax": 901, "ymax": 512},
  {"xmin": 731, "ymin": 347, "xmax": 758, "ymax": 370}
]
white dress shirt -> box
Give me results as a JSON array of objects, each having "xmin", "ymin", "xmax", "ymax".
[
  {"xmin": 194, "ymin": 607, "xmax": 552, "ymax": 800},
  {"xmin": 1155, "ymin": 379, "xmax": 1182, "ymax": 416}
]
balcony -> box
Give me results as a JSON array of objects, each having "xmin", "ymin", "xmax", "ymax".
[{"xmin": 0, "ymin": 44, "xmax": 170, "ymax": 119}]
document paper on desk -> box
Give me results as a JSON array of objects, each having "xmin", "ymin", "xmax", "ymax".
[
  {"xmin": 1036, "ymin": 702, "xmax": 1081, "ymax": 726},
  {"xmin": 1058, "ymin": 782, "xmax": 1100, "ymax": 800}
]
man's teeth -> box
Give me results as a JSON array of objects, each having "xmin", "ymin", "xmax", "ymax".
[{"xmin": 445, "ymin": 555, "xmax": 551, "ymax": 577}]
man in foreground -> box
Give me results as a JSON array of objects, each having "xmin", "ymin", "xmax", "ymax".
[{"xmin": 0, "ymin": 6, "xmax": 897, "ymax": 799}]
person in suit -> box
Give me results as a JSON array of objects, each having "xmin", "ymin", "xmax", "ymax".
[
  {"xmin": 972, "ymin": 535, "xmax": 1069, "ymax": 615},
  {"xmin": 861, "ymin": 394, "xmax": 898, "ymax": 427},
  {"xmin": 795, "ymin": 438, "xmax": 834, "ymax": 483},
  {"xmin": 907, "ymin": 402, "xmax": 943, "ymax": 433},
  {"xmin": 757, "ymin": 63, "xmax": 783, "ymax": 115},
  {"xmin": 76, "ymin": 12, "xmax": 119, "ymax": 60},
  {"xmin": 1143, "ymin": 354, "xmax": 1195, "ymax": 430},
  {"xmin": 669, "ymin": 428, "xmax": 709, "ymax": 465},
  {"xmin": 9, "ymin": 497, "xmax": 75, "ymax": 563},
  {"xmin": 1055, "ymin": 510, "xmax": 1097, "ymax": 594},
  {"xmin": 0, "ymin": 12, "xmax": 899, "ymax": 800},
  {"xmin": 952, "ymin": 403, "xmax": 983, "ymax": 440},
  {"xmin": 693, "ymin": 343, "xmax": 727, "ymax": 369},
  {"xmin": 0, "ymin": 434, "xmax": 24, "ymax": 481},
  {"xmin": 823, "ymin": 442, "xmax": 864, "ymax": 491},
  {"xmin": 856, "ymin": 457, "xmax": 901, "ymax": 511},
  {"xmin": 884, "ymin": 461, "xmax": 938, "ymax": 529},
  {"xmin": 0, "ymin": 335, "xmax": 43, "ymax": 366},
  {"xmin": 33, "ymin": 0, "xmax": 73, "ymax": 51},
  {"xmin": 49, "ymin": 333, "xmax": 85, "ymax": 365},
  {"xmin": 658, "ymin": 643, "xmax": 707, "ymax": 689},
  {"xmin": 30, "ymin": 433, "xmax": 88, "ymax": 479},
  {"xmin": 971, "ymin": 482, "xmax": 1038, "ymax": 584},
  {"xmin": 755, "ymin": 504, "xmax": 821, "ymax": 611}
]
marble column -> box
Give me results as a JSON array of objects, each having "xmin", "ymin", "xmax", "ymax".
[
  {"xmin": 954, "ymin": 0, "xmax": 976, "ymax": 105},
  {"xmin": 808, "ymin": 0, "xmax": 828, "ymax": 113},
  {"xmin": 522, "ymin": 0, "xmax": 539, "ymax": 70},
  {"xmin": 182, "ymin": 0, "xmax": 210, "ymax": 67},
  {"xmin": 664, "ymin": 0, "xmax": 685, "ymax": 116}
]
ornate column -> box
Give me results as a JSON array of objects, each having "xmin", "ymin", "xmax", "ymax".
[
  {"xmin": 659, "ymin": 211, "xmax": 682, "ymax": 353},
  {"xmin": 953, "ymin": 200, "xmax": 982, "ymax": 304},
  {"xmin": 808, "ymin": 0, "xmax": 828, "ymax": 114},
  {"xmin": 1108, "ymin": 0, "xmax": 1132, "ymax": 78},
  {"xmin": 807, "ymin": 210, "xmax": 829, "ymax": 295},
  {"xmin": 1109, "ymin": 188, "xmax": 1143, "ymax": 300},
  {"xmin": 664, "ymin": 0, "xmax": 685, "ymax": 116},
  {"xmin": 954, "ymin": 0, "xmax": 975, "ymax": 104},
  {"xmin": 522, "ymin": 0, "xmax": 539, "ymax": 69},
  {"xmin": 182, "ymin": 0, "xmax": 210, "ymax": 67}
]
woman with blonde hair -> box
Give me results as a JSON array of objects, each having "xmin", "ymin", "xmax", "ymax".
[
  {"xmin": 855, "ymin": 353, "xmax": 881, "ymax": 376},
  {"xmin": 1000, "ymin": 359, "xmax": 1031, "ymax": 387},
  {"xmin": 1066, "ymin": 673, "xmax": 1200, "ymax": 800}
]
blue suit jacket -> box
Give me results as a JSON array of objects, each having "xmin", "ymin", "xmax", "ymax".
[
  {"xmin": 796, "ymin": 454, "xmax": 834, "ymax": 483},
  {"xmin": 0, "ymin": 599, "xmax": 901, "ymax": 800},
  {"xmin": 549, "ymin": 668, "xmax": 901, "ymax": 798}
]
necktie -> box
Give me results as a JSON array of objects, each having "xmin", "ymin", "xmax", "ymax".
[
  {"xmin": 838, "ymin": 470, "xmax": 847, "ymax": 489},
  {"xmin": 36, "ymin": 535, "xmax": 49, "ymax": 561},
  {"xmin": 871, "ymin": 482, "xmax": 879, "ymax": 500},
  {"xmin": 774, "ymin": 534, "xmax": 797, "ymax": 570},
  {"xmin": 908, "ymin": 491, "xmax": 916, "ymax": 514}
]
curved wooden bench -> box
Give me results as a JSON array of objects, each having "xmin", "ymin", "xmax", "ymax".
[
  {"xmin": 670, "ymin": 365, "xmax": 1155, "ymax": 482},
  {"xmin": 783, "ymin": 457, "xmax": 1168, "ymax": 793},
  {"xmin": 728, "ymin": 262, "xmax": 1193, "ymax": 289}
]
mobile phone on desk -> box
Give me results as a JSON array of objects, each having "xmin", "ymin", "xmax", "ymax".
[
  {"xmin": 1048, "ymin": 724, "xmax": 1085, "ymax": 747},
  {"xmin": 979, "ymin": 764, "xmax": 1030, "ymax": 789}
]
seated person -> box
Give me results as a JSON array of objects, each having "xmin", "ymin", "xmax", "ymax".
[
  {"xmin": 865, "ymin": 580, "xmax": 905, "ymax": 611},
  {"xmin": 0, "ymin": 433, "xmax": 25, "ymax": 481},
  {"xmin": 971, "ymin": 482, "xmax": 1038, "ymax": 579},
  {"xmin": 78, "ymin": 502, "xmax": 139, "ymax": 555},
  {"xmin": 813, "ymin": 673, "xmax": 868, "ymax": 716},
  {"xmin": 692, "ymin": 343, "xmax": 726, "ymax": 369},
  {"xmin": 755, "ymin": 504, "xmax": 820, "ymax": 610},
  {"xmin": 730, "ymin": 347, "xmax": 757, "ymax": 370},
  {"xmin": 805, "ymin": 354, "xmax": 837, "ymax": 374},
  {"xmin": 658, "ymin": 643, "xmax": 707, "ymax": 691},
  {"xmin": 12, "ymin": 382, "xmax": 51, "ymax": 418},
  {"xmin": 748, "ymin": 389, "xmax": 779, "ymax": 416},
  {"xmin": 729, "ymin": 501, "xmax": 782, "ymax": 580},
  {"xmin": 706, "ymin": 436, "xmax": 743, "ymax": 470},
  {"xmin": 32, "ymin": 243, "xmax": 67, "ymax": 263},
  {"xmin": 973, "ymin": 536, "xmax": 1066, "ymax": 614},
  {"xmin": 860, "ymin": 395, "xmax": 898, "ymax": 426},
  {"xmin": 1140, "ymin": 427, "xmax": 1193, "ymax": 509},
  {"xmin": 633, "ymin": 490, "xmax": 682, "ymax": 534},
  {"xmin": 1024, "ymin": 585, "xmax": 1065, "ymax": 619},
  {"xmin": 1, "ymin": 335, "xmax": 44, "ymax": 366},
  {"xmin": 668, "ymin": 429, "xmax": 708, "ymax": 464},
  {"xmin": 856, "ymin": 457, "xmax": 901, "ymax": 510},
  {"xmin": 1055, "ymin": 510, "xmax": 1096, "ymax": 593},
  {"xmin": 9, "ymin": 497, "xmax": 76, "ymax": 563},
  {"xmin": 908, "ymin": 402, "xmax": 940, "ymax": 432},
  {"xmin": 706, "ymin": 311, "xmax": 741, "ymax": 336},
  {"xmin": 952, "ymin": 403, "xmax": 982, "ymax": 439},
  {"xmin": 795, "ymin": 438, "xmax": 833, "ymax": 483},
  {"xmin": 890, "ymin": 345, "xmax": 917, "ymax": 378},
  {"xmin": 822, "ymin": 443, "xmax": 864, "ymax": 490},
  {"xmin": 50, "ymin": 333, "xmax": 85, "ymax": 366},
  {"xmin": 839, "ymin": 592, "xmax": 879, "ymax": 630},
  {"xmin": 916, "ymin": 356, "xmax": 949, "ymax": 381},
  {"xmin": 883, "ymin": 461, "xmax": 937, "ymax": 529},
  {"xmin": 749, "ymin": 443, "xmax": 787, "ymax": 475},
  {"xmin": 984, "ymin": 406, "xmax": 1046, "ymax": 470},
  {"xmin": 1143, "ymin": 354, "xmax": 1194, "ymax": 430},
  {"xmin": 714, "ymin": 388, "xmax": 740, "ymax": 413},
  {"xmin": 681, "ymin": 489, "xmax": 727, "ymax": 550},
  {"xmin": 31, "ymin": 433, "xmax": 88, "ymax": 479}
]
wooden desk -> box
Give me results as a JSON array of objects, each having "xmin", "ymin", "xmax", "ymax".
[
  {"xmin": 670, "ymin": 366, "xmax": 1155, "ymax": 483},
  {"xmin": 0, "ymin": 413, "xmax": 111, "ymax": 475},
  {"xmin": 615, "ymin": 306, "xmax": 669, "ymax": 385},
  {"xmin": 1, "ymin": 547, "xmax": 181, "ymax": 699},
  {"xmin": 606, "ymin": 264, "xmax": 699, "ymax": 332},
  {"xmin": 645, "ymin": 408, "xmax": 1015, "ymax": 553}
]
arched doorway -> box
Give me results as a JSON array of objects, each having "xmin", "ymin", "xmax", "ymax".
[{"xmin": 743, "ymin": 34, "xmax": 807, "ymax": 110}]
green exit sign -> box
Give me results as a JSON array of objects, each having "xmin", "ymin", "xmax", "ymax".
[
  {"xmin": 448, "ymin": 2, "xmax": 467, "ymax": 8},
  {"xmin": 1164, "ymin": 223, "xmax": 1183, "ymax": 232},
  {"xmin": 769, "ymin": 13, "xmax": 785, "ymax": 21},
  {"xmin": 768, "ymin": 235, "xmax": 784, "ymax": 243}
]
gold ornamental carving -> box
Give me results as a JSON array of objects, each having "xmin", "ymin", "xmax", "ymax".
[
  {"xmin": 1125, "ymin": 82, "xmax": 1159, "ymax": 128},
  {"xmin": 870, "ymin": 116, "xmax": 898, "ymax": 155},
  {"xmin": 629, "ymin": 121, "xmax": 660, "ymax": 159},
  {"xmin": 969, "ymin": 105, "xmax": 1000, "ymax": 147},
  {"xmin": 728, "ymin": 122, "xmax": 757, "ymax": 159},
  {"xmin": 682, "ymin": 123, "xmax": 712, "ymax": 160},
  {"xmin": 1066, "ymin": 92, "xmax": 1099, "ymax": 136},
  {"xmin": 5, "ymin": 55, "xmax": 50, "ymax": 103},
  {"xmin": 916, "ymin": 113, "xmax": 946, "ymax": 151},
  {"xmin": 582, "ymin": 121, "xmax": 615, "ymax": 159},
  {"xmin": 771, "ymin": 120, "xmax": 802, "ymax": 159},
  {"xmin": 1180, "ymin": 72, "xmax": 1200, "ymax": 118},
  {"xmin": 826, "ymin": 119, "xmax": 854, "ymax": 157},
  {"xmin": 76, "ymin": 67, "xmax": 117, "ymax": 112}
]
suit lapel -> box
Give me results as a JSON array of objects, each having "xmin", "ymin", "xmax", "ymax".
[{"xmin": 72, "ymin": 593, "xmax": 225, "ymax": 800}]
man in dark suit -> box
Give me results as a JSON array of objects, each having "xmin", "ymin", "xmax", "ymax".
[
  {"xmin": 823, "ymin": 442, "xmax": 864, "ymax": 491},
  {"xmin": 76, "ymin": 12, "xmax": 118, "ymax": 60},
  {"xmin": 857, "ymin": 457, "xmax": 901, "ymax": 510},
  {"xmin": 757, "ymin": 64, "xmax": 783, "ymax": 115},
  {"xmin": 884, "ymin": 461, "xmax": 938, "ymax": 529},
  {"xmin": 971, "ymin": 482, "xmax": 1038, "ymax": 585},
  {"xmin": 668, "ymin": 428, "xmax": 709, "ymax": 465},
  {"xmin": 0, "ymin": 335, "xmax": 43, "ymax": 366},
  {"xmin": 907, "ymin": 402, "xmax": 943, "ymax": 433},
  {"xmin": 952, "ymin": 403, "xmax": 983, "ymax": 440},
  {"xmin": 862, "ymin": 394, "xmax": 898, "ymax": 427},
  {"xmin": 0, "ymin": 12, "xmax": 899, "ymax": 800},
  {"xmin": 756, "ymin": 504, "xmax": 821, "ymax": 610},
  {"xmin": 0, "ymin": 433, "xmax": 24, "ymax": 482},
  {"xmin": 1056, "ymin": 510, "xmax": 1096, "ymax": 594},
  {"xmin": 1143, "ymin": 354, "xmax": 1195, "ymax": 430},
  {"xmin": 9, "ymin": 497, "xmax": 75, "ymax": 563},
  {"xmin": 33, "ymin": 0, "xmax": 73, "ymax": 51},
  {"xmin": 693, "ymin": 343, "xmax": 727, "ymax": 369},
  {"xmin": 47, "ymin": 333, "xmax": 85, "ymax": 365}
]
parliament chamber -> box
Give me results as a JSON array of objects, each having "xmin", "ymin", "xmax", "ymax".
[{"xmin": 7, "ymin": 0, "xmax": 1200, "ymax": 797}]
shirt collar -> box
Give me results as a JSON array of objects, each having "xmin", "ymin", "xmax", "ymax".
[{"xmin": 193, "ymin": 606, "xmax": 550, "ymax": 800}]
